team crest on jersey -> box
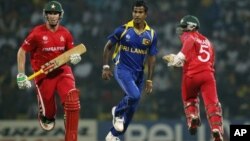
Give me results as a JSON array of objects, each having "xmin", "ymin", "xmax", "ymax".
[
  {"xmin": 60, "ymin": 36, "xmax": 65, "ymax": 42},
  {"xmin": 142, "ymin": 38, "xmax": 151, "ymax": 46},
  {"xmin": 42, "ymin": 36, "xmax": 48, "ymax": 44}
]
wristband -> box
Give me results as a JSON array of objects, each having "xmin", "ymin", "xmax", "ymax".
[
  {"xmin": 103, "ymin": 65, "xmax": 110, "ymax": 69},
  {"xmin": 146, "ymin": 80, "xmax": 152, "ymax": 83}
]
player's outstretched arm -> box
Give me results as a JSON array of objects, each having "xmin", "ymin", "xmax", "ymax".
[{"xmin": 17, "ymin": 48, "xmax": 32, "ymax": 89}]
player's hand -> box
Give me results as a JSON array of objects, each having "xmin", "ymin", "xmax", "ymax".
[
  {"xmin": 145, "ymin": 80, "xmax": 153, "ymax": 94},
  {"xmin": 17, "ymin": 73, "xmax": 32, "ymax": 89},
  {"xmin": 70, "ymin": 53, "xmax": 81, "ymax": 65},
  {"xmin": 102, "ymin": 68, "xmax": 113, "ymax": 80}
]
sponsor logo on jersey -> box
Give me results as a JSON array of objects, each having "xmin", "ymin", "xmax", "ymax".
[
  {"xmin": 42, "ymin": 46, "xmax": 65, "ymax": 52},
  {"xmin": 120, "ymin": 45, "xmax": 147, "ymax": 55},
  {"xmin": 42, "ymin": 36, "xmax": 49, "ymax": 44}
]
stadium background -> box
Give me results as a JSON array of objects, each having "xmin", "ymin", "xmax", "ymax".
[{"xmin": 0, "ymin": 0, "xmax": 249, "ymax": 140}]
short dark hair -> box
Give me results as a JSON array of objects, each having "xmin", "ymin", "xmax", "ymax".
[{"xmin": 132, "ymin": 0, "xmax": 148, "ymax": 13}]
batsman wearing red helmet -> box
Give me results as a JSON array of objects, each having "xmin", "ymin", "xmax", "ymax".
[
  {"xmin": 17, "ymin": 1, "xmax": 81, "ymax": 141},
  {"xmin": 163, "ymin": 15, "xmax": 224, "ymax": 141}
]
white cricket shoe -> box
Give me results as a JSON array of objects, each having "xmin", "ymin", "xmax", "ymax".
[
  {"xmin": 105, "ymin": 131, "xmax": 120, "ymax": 141},
  {"xmin": 38, "ymin": 115, "xmax": 55, "ymax": 131},
  {"xmin": 112, "ymin": 106, "xmax": 124, "ymax": 132}
]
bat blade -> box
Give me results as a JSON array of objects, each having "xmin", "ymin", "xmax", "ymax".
[
  {"xmin": 46, "ymin": 43, "xmax": 86, "ymax": 70},
  {"xmin": 28, "ymin": 43, "xmax": 87, "ymax": 80}
]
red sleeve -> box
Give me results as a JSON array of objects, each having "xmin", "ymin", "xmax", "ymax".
[
  {"xmin": 211, "ymin": 43, "xmax": 215, "ymax": 66},
  {"xmin": 21, "ymin": 30, "xmax": 36, "ymax": 52},
  {"xmin": 66, "ymin": 33, "xmax": 74, "ymax": 50},
  {"xmin": 63, "ymin": 27, "xmax": 74, "ymax": 50}
]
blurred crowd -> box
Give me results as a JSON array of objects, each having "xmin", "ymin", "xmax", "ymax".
[{"xmin": 0, "ymin": 0, "xmax": 250, "ymax": 121}]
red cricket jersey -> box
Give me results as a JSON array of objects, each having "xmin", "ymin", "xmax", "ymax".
[
  {"xmin": 180, "ymin": 31, "xmax": 215, "ymax": 76},
  {"xmin": 21, "ymin": 24, "xmax": 74, "ymax": 81}
]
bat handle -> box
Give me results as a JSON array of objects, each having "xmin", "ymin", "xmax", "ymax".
[{"xmin": 27, "ymin": 69, "xmax": 44, "ymax": 80}]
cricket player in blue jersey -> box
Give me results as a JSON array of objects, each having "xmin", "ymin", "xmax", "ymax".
[{"xmin": 102, "ymin": 1, "xmax": 158, "ymax": 140}]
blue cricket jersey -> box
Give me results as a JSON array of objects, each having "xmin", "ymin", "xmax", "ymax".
[{"xmin": 108, "ymin": 20, "xmax": 158, "ymax": 71}]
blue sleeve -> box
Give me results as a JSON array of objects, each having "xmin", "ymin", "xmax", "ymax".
[
  {"xmin": 148, "ymin": 30, "xmax": 158, "ymax": 56},
  {"xmin": 107, "ymin": 26, "xmax": 125, "ymax": 45}
]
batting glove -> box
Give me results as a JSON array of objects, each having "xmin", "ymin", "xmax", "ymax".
[
  {"xmin": 162, "ymin": 54, "xmax": 175, "ymax": 66},
  {"xmin": 17, "ymin": 73, "xmax": 32, "ymax": 89},
  {"xmin": 70, "ymin": 53, "xmax": 81, "ymax": 65},
  {"xmin": 162, "ymin": 53, "xmax": 184, "ymax": 67}
]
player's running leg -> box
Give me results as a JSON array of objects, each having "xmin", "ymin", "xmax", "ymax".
[
  {"xmin": 107, "ymin": 67, "xmax": 142, "ymax": 138},
  {"xmin": 201, "ymin": 73, "xmax": 223, "ymax": 141},
  {"xmin": 182, "ymin": 75, "xmax": 201, "ymax": 135},
  {"xmin": 206, "ymin": 103, "xmax": 223, "ymax": 141},
  {"xmin": 36, "ymin": 85, "xmax": 56, "ymax": 131},
  {"xmin": 184, "ymin": 101, "xmax": 201, "ymax": 135}
]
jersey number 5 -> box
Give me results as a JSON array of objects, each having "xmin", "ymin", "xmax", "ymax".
[{"xmin": 198, "ymin": 44, "xmax": 210, "ymax": 62}]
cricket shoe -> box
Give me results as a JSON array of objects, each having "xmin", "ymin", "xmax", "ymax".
[
  {"xmin": 112, "ymin": 106, "xmax": 124, "ymax": 132},
  {"xmin": 38, "ymin": 114, "xmax": 55, "ymax": 131},
  {"xmin": 188, "ymin": 115, "xmax": 201, "ymax": 135},
  {"xmin": 212, "ymin": 129, "xmax": 223, "ymax": 141},
  {"xmin": 105, "ymin": 131, "xmax": 121, "ymax": 141}
]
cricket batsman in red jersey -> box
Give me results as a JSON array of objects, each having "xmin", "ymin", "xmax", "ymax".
[
  {"xmin": 16, "ymin": 1, "xmax": 81, "ymax": 141},
  {"xmin": 163, "ymin": 15, "xmax": 223, "ymax": 141}
]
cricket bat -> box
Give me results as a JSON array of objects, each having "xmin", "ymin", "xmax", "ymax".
[{"xmin": 28, "ymin": 43, "xmax": 87, "ymax": 80}]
